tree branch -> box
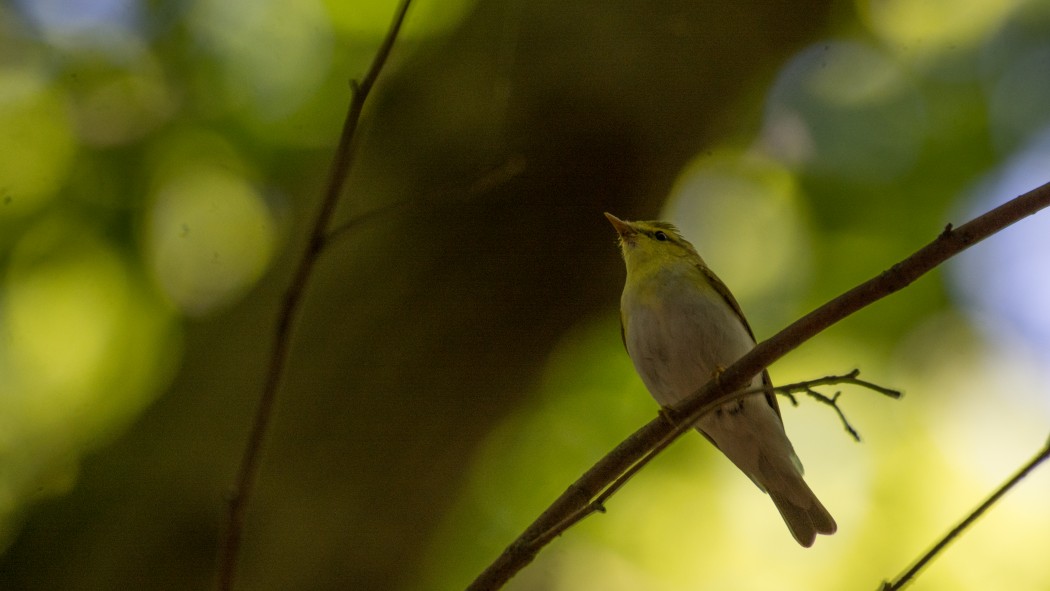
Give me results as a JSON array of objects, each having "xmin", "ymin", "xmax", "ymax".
[
  {"xmin": 524, "ymin": 371, "xmax": 898, "ymax": 549},
  {"xmin": 466, "ymin": 179, "xmax": 1050, "ymax": 591},
  {"xmin": 215, "ymin": 2, "xmax": 414, "ymax": 590},
  {"xmin": 879, "ymin": 434, "xmax": 1050, "ymax": 591}
]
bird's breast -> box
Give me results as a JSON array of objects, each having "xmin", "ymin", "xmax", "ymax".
[{"xmin": 622, "ymin": 275, "xmax": 757, "ymax": 407}]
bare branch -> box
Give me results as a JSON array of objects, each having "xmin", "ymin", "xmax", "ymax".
[
  {"xmin": 879, "ymin": 435, "xmax": 1050, "ymax": 591},
  {"xmin": 215, "ymin": 2, "xmax": 414, "ymax": 589},
  {"xmin": 466, "ymin": 179, "xmax": 1050, "ymax": 591},
  {"xmin": 737, "ymin": 370, "xmax": 900, "ymax": 441},
  {"xmin": 487, "ymin": 372, "xmax": 896, "ymax": 583},
  {"xmin": 773, "ymin": 369, "xmax": 902, "ymax": 401}
]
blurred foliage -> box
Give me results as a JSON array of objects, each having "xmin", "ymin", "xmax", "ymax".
[{"xmin": 1, "ymin": 0, "xmax": 1049, "ymax": 590}]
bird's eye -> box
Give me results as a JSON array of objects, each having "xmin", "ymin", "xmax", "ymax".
[{"xmin": 654, "ymin": 231, "xmax": 668, "ymax": 242}]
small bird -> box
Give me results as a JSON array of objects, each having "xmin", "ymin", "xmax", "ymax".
[{"xmin": 605, "ymin": 212, "xmax": 836, "ymax": 547}]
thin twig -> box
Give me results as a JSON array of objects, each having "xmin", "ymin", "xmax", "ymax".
[
  {"xmin": 325, "ymin": 154, "xmax": 527, "ymax": 243},
  {"xmin": 804, "ymin": 388, "xmax": 860, "ymax": 441},
  {"xmin": 724, "ymin": 369, "xmax": 901, "ymax": 441},
  {"xmin": 215, "ymin": 2, "xmax": 413, "ymax": 590},
  {"xmin": 879, "ymin": 435, "xmax": 1050, "ymax": 591},
  {"xmin": 772, "ymin": 369, "xmax": 903, "ymax": 401},
  {"xmin": 466, "ymin": 179, "xmax": 1050, "ymax": 591},
  {"xmin": 775, "ymin": 369, "xmax": 901, "ymax": 441}
]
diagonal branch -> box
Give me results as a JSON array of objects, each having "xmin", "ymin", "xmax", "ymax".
[
  {"xmin": 466, "ymin": 179, "xmax": 1050, "ymax": 591},
  {"xmin": 215, "ymin": 2, "xmax": 414, "ymax": 590},
  {"xmin": 524, "ymin": 371, "xmax": 897, "ymax": 549},
  {"xmin": 880, "ymin": 434, "xmax": 1050, "ymax": 591}
]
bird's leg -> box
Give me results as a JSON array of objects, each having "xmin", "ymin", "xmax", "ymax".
[
  {"xmin": 709, "ymin": 364, "xmax": 745, "ymax": 415},
  {"xmin": 710, "ymin": 364, "xmax": 727, "ymax": 390}
]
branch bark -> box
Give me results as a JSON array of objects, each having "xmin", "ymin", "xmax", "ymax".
[
  {"xmin": 215, "ymin": 2, "xmax": 413, "ymax": 589},
  {"xmin": 466, "ymin": 179, "xmax": 1050, "ymax": 591}
]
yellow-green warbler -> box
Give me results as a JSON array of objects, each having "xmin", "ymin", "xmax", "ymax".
[{"xmin": 605, "ymin": 212, "xmax": 836, "ymax": 547}]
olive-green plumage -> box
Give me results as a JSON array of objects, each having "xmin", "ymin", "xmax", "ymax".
[{"xmin": 605, "ymin": 212, "xmax": 835, "ymax": 547}]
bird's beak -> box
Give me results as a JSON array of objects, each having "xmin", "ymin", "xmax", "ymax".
[{"xmin": 604, "ymin": 212, "xmax": 634, "ymax": 237}]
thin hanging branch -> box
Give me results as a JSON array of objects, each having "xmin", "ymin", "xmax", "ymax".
[
  {"xmin": 466, "ymin": 179, "xmax": 1050, "ymax": 591},
  {"xmin": 879, "ymin": 434, "xmax": 1050, "ymax": 591},
  {"xmin": 215, "ymin": 2, "xmax": 414, "ymax": 590}
]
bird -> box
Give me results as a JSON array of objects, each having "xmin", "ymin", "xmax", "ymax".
[{"xmin": 604, "ymin": 212, "xmax": 836, "ymax": 547}]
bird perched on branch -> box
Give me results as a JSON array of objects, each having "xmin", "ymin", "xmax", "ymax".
[{"xmin": 605, "ymin": 212, "xmax": 836, "ymax": 547}]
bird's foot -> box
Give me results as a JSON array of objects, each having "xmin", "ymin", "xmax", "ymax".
[{"xmin": 710, "ymin": 365, "xmax": 727, "ymax": 390}]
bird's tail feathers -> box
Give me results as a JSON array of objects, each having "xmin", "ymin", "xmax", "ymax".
[{"xmin": 758, "ymin": 454, "xmax": 837, "ymax": 547}]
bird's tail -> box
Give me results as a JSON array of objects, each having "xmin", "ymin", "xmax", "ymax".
[{"xmin": 758, "ymin": 453, "xmax": 837, "ymax": 547}]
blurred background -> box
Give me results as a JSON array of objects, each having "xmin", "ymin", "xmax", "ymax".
[{"xmin": 1, "ymin": 0, "xmax": 1049, "ymax": 589}]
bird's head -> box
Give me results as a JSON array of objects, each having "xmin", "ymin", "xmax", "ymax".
[{"xmin": 604, "ymin": 212, "xmax": 701, "ymax": 274}]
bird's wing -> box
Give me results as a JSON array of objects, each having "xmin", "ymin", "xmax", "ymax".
[{"xmin": 696, "ymin": 263, "xmax": 781, "ymax": 419}]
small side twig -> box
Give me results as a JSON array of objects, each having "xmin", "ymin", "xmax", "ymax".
[
  {"xmin": 771, "ymin": 368, "xmax": 903, "ymax": 401},
  {"xmin": 778, "ymin": 369, "xmax": 901, "ymax": 441},
  {"xmin": 879, "ymin": 434, "xmax": 1050, "ymax": 591},
  {"xmin": 325, "ymin": 154, "xmax": 527, "ymax": 244},
  {"xmin": 805, "ymin": 389, "xmax": 859, "ymax": 441}
]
